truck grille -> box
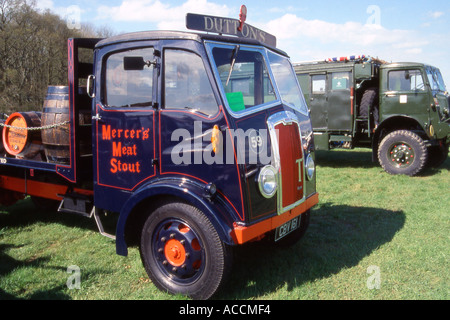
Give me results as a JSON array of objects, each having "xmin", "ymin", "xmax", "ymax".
[{"xmin": 267, "ymin": 111, "xmax": 305, "ymax": 214}]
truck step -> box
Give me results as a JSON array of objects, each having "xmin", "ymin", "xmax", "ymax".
[
  {"xmin": 57, "ymin": 194, "xmax": 116, "ymax": 240},
  {"xmin": 58, "ymin": 193, "xmax": 93, "ymax": 217}
]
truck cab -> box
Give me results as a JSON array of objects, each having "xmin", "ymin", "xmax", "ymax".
[
  {"xmin": 0, "ymin": 10, "xmax": 318, "ymax": 299},
  {"xmin": 295, "ymin": 56, "xmax": 449, "ymax": 176}
]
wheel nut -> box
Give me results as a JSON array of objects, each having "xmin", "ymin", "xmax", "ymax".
[
  {"xmin": 172, "ymin": 267, "xmax": 177, "ymax": 273},
  {"xmin": 170, "ymin": 233, "xmax": 175, "ymax": 239},
  {"xmin": 161, "ymin": 237, "xmax": 166, "ymax": 242},
  {"xmin": 162, "ymin": 260, "xmax": 168, "ymax": 266}
]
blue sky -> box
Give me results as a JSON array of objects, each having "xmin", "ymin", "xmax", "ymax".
[{"xmin": 37, "ymin": 0, "xmax": 450, "ymax": 86}]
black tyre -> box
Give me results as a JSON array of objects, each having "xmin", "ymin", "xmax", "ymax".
[
  {"xmin": 378, "ymin": 130, "xmax": 428, "ymax": 176},
  {"xmin": 359, "ymin": 88, "xmax": 379, "ymax": 126},
  {"xmin": 273, "ymin": 210, "xmax": 310, "ymax": 247},
  {"xmin": 140, "ymin": 201, "xmax": 232, "ymax": 300},
  {"xmin": 427, "ymin": 144, "xmax": 448, "ymax": 168}
]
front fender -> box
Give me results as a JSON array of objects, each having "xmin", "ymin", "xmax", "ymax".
[
  {"xmin": 115, "ymin": 178, "xmax": 238, "ymax": 256},
  {"xmin": 371, "ymin": 115, "xmax": 426, "ymax": 161}
]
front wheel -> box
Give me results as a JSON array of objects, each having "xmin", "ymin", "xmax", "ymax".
[
  {"xmin": 378, "ymin": 130, "xmax": 428, "ymax": 176},
  {"xmin": 140, "ymin": 201, "xmax": 232, "ymax": 300}
]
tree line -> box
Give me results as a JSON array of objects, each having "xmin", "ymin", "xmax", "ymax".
[{"xmin": 0, "ymin": 0, "xmax": 112, "ymax": 115}]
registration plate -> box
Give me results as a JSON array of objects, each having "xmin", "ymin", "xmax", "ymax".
[{"xmin": 275, "ymin": 216, "xmax": 301, "ymax": 241}]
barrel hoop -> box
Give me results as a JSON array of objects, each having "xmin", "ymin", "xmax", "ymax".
[{"xmin": 43, "ymin": 107, "xmax": 70, "ymax": 114}]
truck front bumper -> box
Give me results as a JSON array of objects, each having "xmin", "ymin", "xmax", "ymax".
[{"xmin": 231, "ymin": 192, "xmax": 319, "ymax": 244}]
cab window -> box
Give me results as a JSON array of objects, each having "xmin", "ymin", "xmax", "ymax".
[
  {"xmin": 311, "ymin": 75, "xmax": 326, "ymax": 94},
  {"xmin": 164, "ymin": 49, "xmax": 219, "ymax": 116},
  {"xmin": 105, "ymin": 48, "xmax": 154, "ymax": 108},
  {"xmin": 388, "ymin": 70, "xmax": 425, "ymax": 91}
]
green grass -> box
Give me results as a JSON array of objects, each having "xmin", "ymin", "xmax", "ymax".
[{"xmin": 0, "ymin": 148, "xmax": 449, "ymax": 300}]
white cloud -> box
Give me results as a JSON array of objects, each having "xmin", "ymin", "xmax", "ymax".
[
  {"xmin": 35, "ymin": 0, "xmax": 87, "ymax": 19},
  {"xmin": 96, "ymin": 0, "xmax": 230, "ymax": 30},
  {"xmin": 265, "ymin": 14, "xmax": 417, "ymax": 46},
  {"xmin": 429, "ymin": 11, "xmax": 444, "ymax": 19},
  {"xmin": 262, "ymin": 13, "xmax": 429, "ymax": 64}
]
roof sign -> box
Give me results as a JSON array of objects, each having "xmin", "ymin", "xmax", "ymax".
[{"xmin": 186, "ymin": 7, "xmax": 277, "ymax": 47}]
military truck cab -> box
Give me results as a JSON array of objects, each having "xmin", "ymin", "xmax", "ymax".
[
  {"xmin": 0, "ymin": 9, "xmax": 318, "ymax": 299},
  {"xmin": 295, "ymin": 56, "xmax": 449, "ymax": 176}
]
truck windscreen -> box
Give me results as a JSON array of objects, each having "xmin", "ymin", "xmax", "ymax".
[{"xmin": 427, "ymin": 67, "xmax": 447, "ymax": 92}]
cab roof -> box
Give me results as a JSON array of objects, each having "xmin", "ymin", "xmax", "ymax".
[{"xmin": 95, "ymin": 30, "xmax": 288, "ymax": 57}]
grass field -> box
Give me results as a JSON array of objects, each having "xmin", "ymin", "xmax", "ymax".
[{"xmin": 0, "ymin": 148, "xmax": 448, "ymax": 300}]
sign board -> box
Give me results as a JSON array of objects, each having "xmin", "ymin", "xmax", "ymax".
[{"xmin": 186, "ymin": 13, "xmax": 277, "ymax": 47}]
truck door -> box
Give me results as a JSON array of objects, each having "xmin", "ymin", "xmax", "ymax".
[
  {"xmin": 327, "ymin": 71, "xmax": 352, "ymax": 131},
  {"xmin": 93, "ymin": 46, "xmax": 157, "ymax": 211},
  {"xmin": 382, "ymin": 68, "xmax": 429, "ymax": 121},
  {"xmin": 309, "ymin": 73, "xmax": 327, "ymax": 130}
]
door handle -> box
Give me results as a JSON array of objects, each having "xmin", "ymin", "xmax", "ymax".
[
  {"xmin": 92, "ymin": 113, "xmax": 102, "ymax": 121},
  {"xmin": 87, "ymin": 75, "xmax": 96, "ymax": 98}
]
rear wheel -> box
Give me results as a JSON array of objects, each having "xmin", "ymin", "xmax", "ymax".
[
  {"xmin": 359, "ymin": 88, "xmax": 379, "ymax": 126},
  {"xmin": 378, "ymin": 130, "xmax": 428, "ymax": 176},
  {"xmin": 140, "ymin": 201, "xmax": 232, "ymax": 300},
  {"xmin": 427, "ymin": 144, "xmax": 448, "ymax": 168}
]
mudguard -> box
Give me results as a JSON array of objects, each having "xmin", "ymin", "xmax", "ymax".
[{"xmin": 115, "ymin": 177, "xmax": 239, "ymax": 256}]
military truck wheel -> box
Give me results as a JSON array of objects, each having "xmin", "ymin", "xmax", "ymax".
[
  {"xmin": 140, "ymin": 201, "xmax": 232, "ymax": 300},
  {"xmin": 378, "ymin": 130, "xmax": 428, "ymax": 176},
  {"xmin": 427, "ymin": 144, "xmax": 448, "ymax": 168}
]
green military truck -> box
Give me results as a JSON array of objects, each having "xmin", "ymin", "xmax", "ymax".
[{"xmin": 294, "ymin": 56, "xmax": 450, "ymax": 176}]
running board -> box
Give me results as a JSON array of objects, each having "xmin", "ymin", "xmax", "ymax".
[
  {"xmin": 92, "ymin": 207, "xmax": 116, "ymax": 240},
  {"xmin": 58, "ymin": 197, "xmax": 116, "ymax": 240}
]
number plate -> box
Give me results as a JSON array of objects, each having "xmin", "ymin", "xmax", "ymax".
[{"xmin": 275, "ymin": 216, "xmax": 301, "ymax": 241}]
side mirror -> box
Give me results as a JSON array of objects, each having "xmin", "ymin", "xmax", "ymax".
[
  {"xmin": 124, "ymin": 56, "xmax": 154, "ymax": 71},
  {"xmin": 404, "ymin": 70, "xmax": 410, "ymax": 80}
]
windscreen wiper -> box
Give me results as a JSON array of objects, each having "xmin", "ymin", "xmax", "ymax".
[{"xmin": 226, "ymin": 45, "xmax": 240, "ymax": 86}]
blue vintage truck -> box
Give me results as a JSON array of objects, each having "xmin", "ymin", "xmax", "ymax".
[{"xmin": 0, "ymin": 9, "xmax": 318, "ymax": 299}]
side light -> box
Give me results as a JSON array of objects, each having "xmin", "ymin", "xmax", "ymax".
[
  {"xmin": 211, "ymin": 125, "xmax": 220, "ymax": 154},
  {"xmin": 305, "ymin": 153, "xmax": 315, "ymax": 181},
  {"xmin": 258, "ymin": 165, "xmax": 278, "ymax": 198}
]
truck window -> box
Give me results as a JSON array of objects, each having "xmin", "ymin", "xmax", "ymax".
[
  {"xmin": 105, "ymin": 48, "xmax": 154, "ymax": 108},
  {"xmin": 311, "ymin": 75, "xmax": 326, "ymax": 94},
  {"xmin": 164, "ymin": 49, "xmax": 219, "ymax": 116},
  {"xmin": 267, "ymin": 51, "xmax": 307, "ymax": 113},
  {"xmin": 331, "ymin": 72, "xmax": 350, "ymax": 90},
  {"xmin": 388, "ymin": 70, "xmax": 424, "ymax": 91},
  {"xmin": 211, "ymin": 46, "xmax": 276, "ymax": 113},
  {"xmin": 426, "ymin": 67, "xmax": 447, "ymax": 92}
]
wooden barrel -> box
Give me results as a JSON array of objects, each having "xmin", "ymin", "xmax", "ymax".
[
  {"xmin": 41, "ymin": 86, "xmax": 71, "ymax": 163},
  {"xmin": 41, "ymin": 86, "xmax": 92, "ymax": 164},
  {"xmin": 2, "ymin": 111, "xmax": 43, "ymax": 158}
]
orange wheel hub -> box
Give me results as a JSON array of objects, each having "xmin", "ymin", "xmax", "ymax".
[{"xmin": 164, "ymin": 239, "xmax": 186, "ymax": 267}]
